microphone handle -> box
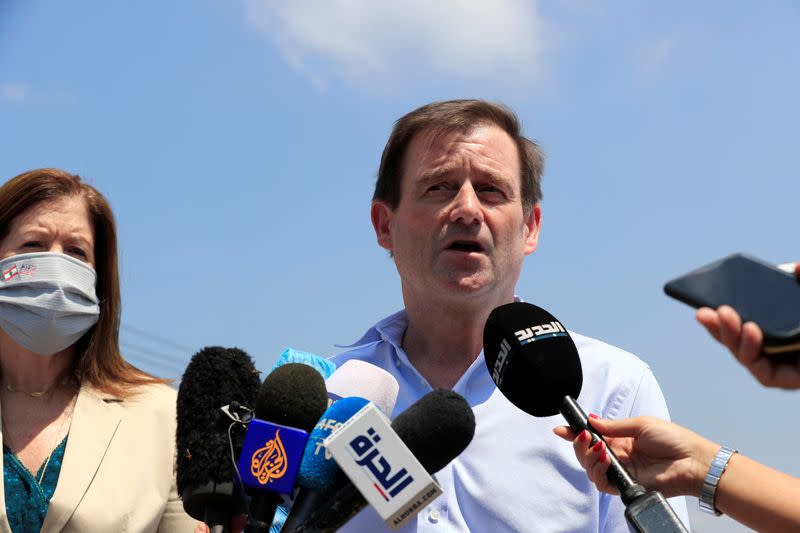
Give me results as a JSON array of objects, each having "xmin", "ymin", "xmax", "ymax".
[
  {"xmin": 243, "ymin": 493, "xmax": 279, "ymax": 533},
  {"xmin": 284, "ymin": 482, "xmax": 367, "ymax": 533},
  {"xmin": 202, "ymin": 508, "xmax": 229, "ymax": 533},
  {"xmin": 560, "ymin": 397, "xmax": 689, "ymax": 532},
  {"xmin": 560, "ymin": 396, "xmax": 646, "ymax": 504},
  {"xmin": 282, "ymin": 487, "xmax": 332, "ymax": 532}
]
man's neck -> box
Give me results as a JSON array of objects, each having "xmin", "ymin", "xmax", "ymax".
[{"xmin": 402, "ymin": 294, "xmax": 513, "ymax": 389}]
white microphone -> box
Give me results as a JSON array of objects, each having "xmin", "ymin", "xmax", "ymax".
[{"xmin": 325, "ymin": 359, "xmax": 399, "ymax": 416}]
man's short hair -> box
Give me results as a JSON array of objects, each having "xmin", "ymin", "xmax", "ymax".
[{"xmin": 374, "ymin": 99, "xmax": 544, "ymax": 211}]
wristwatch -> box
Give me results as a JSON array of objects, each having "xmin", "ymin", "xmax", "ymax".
[{"xmin": 699, "ymin": 446, "xmax": 738, "ymax": 515}]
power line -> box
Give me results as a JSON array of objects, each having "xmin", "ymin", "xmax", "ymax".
[
  {"xmin": 120, "ymin": 341, "xmax": 187, "ymax": 377},
  {"xmin": 121, "ymin": 324, "xmax": 196, "ymax": 354},
  {"xmin": 119, "ymin": 338, "xmax": 187, "ymax": 364}
]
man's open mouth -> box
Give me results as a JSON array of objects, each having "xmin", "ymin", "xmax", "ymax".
[{"xmin": 447, "ymin": 240, "xmax": 485, "ymax": 253}]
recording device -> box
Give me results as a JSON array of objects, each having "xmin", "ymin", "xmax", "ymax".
[
  {"xmin": 176, "ymin": 346, "xmax": 262, "ymax": 533},
  {"xmin": 283, "ymin": 389, "xmax": 476, "ymax": 533},
  {"xmin": 664, "ymin": 253, "xmax": 800, "ymax": 354},
  {"xmin": 282, "ymin": 361, "xmax": 400, "ymax": 532},
  {"xmin": 484, "ymin": 302, "xmax": 689, "ymax": 533},
  {"xmin": 237, "ymin": 363, "xmax": 328, "ymax": 533}
]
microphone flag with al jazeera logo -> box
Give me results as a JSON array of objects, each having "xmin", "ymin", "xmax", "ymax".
[
  {"xmin": 235, "ymin": 363, "xmax": 328, "ymax": 532},
  {"xmin": 238, "ymin": 421, "xmax": 309, "ymax": 493}
]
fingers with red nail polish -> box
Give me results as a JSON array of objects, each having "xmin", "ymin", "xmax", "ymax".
[
  {"xmin": 572, "ymin": 429, "xmax": 593, "ymax": 469},
  {"xmin": 585, "ymin": 439, "xmax": 617, "ymax": 493}
]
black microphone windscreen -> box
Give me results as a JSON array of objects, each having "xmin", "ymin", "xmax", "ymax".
[
  {"xmin": 392, "ymin": 389, "xmax": 476, "ymax": 474},
  {"xmin": 284, "ymin": 389, "xmax": 475, "ymax": 533},
  {"xmin": 483, "ymin": 302, "xmax": 583, "ymax": 417},
  {"xmin": 255, "ymin": 362, "xmax": 328, "ymax": 432},
  {"xmin": 176, "ymin": 346, "xmax": 261, "ymax": 496}
]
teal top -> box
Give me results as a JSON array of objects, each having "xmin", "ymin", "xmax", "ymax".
[{"xmin": 3, "ymin": 437, "xmax": 68, "ymax": 533}]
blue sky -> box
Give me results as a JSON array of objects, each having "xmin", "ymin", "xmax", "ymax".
[{"xmin": 2, "ymin": 2, "xmax": 798, "ymax": 530}]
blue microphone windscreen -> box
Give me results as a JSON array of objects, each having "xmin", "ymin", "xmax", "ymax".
[
  {"xmin": 297, "ymin": 397, "xmax": 369, "ymax": 491},
  {"xmin": 271, "ymin": 347, "xmax": 337, "ymax": 380}
]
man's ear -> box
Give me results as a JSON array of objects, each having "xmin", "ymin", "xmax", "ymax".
[
  {"xmin": 371, "ymin": 201, "xmax": 394, "ymax": 252},
  {"xmin": 523, "ymin": 205, "xmax": 542, "ymax": 256}
]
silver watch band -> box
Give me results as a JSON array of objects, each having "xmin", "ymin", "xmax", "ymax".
[{"xmin": 699, "ymin": 446, "xmax": 738, "ymax": 515}]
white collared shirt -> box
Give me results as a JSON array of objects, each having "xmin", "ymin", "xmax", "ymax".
[{"xmin": 328, "ymin": 308, "xmax": 690, "ymax": 533}]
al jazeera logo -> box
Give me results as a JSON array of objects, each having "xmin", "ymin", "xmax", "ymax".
[
  {"xmin": 250, "ymin": 430, "xmax": 288, "ymax": 485},
  {"xmin": 237, "ymin": 420, "xmax": 307, "ymax": 493}
]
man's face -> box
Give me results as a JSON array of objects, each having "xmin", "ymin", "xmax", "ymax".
[{"xmin": 372, "ymin": 124, "xmax": 541, "ymax": 304}]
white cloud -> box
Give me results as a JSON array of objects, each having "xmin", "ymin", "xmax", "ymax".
[
  {"xmin": 1, "ymin": 82, "xmax": 29, "ymax": 103},
  {"xmin": 245, "ymin": 0, "xmax": 551, "ymax": 90},
  {"xmin": 636, "ymin": 38, "xmax": 674, "ymax": 81}
]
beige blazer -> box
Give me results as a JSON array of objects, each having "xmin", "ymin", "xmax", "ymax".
[{"xmin": 0, "ymin": 383, "xmax": 198, "ymax": 533}]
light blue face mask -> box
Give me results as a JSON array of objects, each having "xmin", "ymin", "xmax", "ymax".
[{"xmin": 0, "ymin": 252, "xmax": 100, "ymax": 356}]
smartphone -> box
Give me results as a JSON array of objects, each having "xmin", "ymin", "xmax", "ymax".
[{"xmin": 664, "ymin": 253, "xmax": 800, "ymax": 354}]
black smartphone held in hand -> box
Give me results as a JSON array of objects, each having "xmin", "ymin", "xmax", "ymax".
[{"xmin": 664, "ymin": 253, "xmax": 800, "ymax": 354}]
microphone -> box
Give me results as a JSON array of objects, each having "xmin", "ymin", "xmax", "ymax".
[
  {"xmin": 284, "ymin": 389, "xmax": 476, "ymax": 533},
  {"xmin": 282, "ymin": 361, "xmax": 400, "ymax": 531},
  {"xmin": 324, "ymin": 360, "xmax": 399, "ymax": 416},
  {"xmin": 176, "ymin": 346, "xmax": 262, "ymax": 533},
  {"xmin": 483, "ymin": 302, "xmax": 689, "ymax": 533},
  {"xmin": 271, "ymin": 346, "xmax": 337, "ymax": 380},
  {"xmin": 236, "ymin": 362, "xmax": 328, "ymax": 533},
  {"xmin": 281, "ymin": 397, "xmax": 369, "ymax": 531}
]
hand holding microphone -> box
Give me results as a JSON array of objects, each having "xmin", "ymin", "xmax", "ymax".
[
  {"xmin": 554, "ymin": 415, "xmax": 800, "ymax": 533},
  {"xmin": 553, "ymin": 416, "xmax": 719, "ymax": 499},
  {"xmin": 484, "ymin": 302, "xmax": 689, "ymax": 532}
]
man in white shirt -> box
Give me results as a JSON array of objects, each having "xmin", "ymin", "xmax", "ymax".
[{"xmin": 330, "ymin": 99, "xmax": 689, "ymax": 532}]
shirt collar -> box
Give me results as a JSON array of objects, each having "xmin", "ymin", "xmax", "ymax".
[
  {"xmin": 338, "ymin": 296, "xmax": 524, "ymax": 350},
  {"xmin": 335, "ymin": 308, "xmax": 408, "ymax": 349}
]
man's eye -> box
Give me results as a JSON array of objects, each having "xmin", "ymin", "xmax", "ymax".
[
  {"xmin": 427, "ymin": 182, "xmax": 452, "ymax": 193},
  {"xmin": 478, "ymin": 185, "xmax": 505, "ymax": 197},
  {"xmin": 22, "ymin": 241, "xmax": 42, "ymax": 248}
]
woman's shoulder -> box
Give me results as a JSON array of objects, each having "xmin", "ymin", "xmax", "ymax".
[{"xmin": 119, "ymin": 382, "xmax": 178, "ymax": 417}]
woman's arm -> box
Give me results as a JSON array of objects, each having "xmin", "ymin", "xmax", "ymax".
[{"xmin": 554, "ymin": 416, "xmax": 800, "ymax": 533}]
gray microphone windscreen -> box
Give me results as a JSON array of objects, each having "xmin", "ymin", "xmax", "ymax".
[{"xmin": 325, "ymin": 359, "xmax": 399, "ymax": 417}]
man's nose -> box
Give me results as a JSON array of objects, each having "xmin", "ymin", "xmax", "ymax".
[{"xmin": 449, "ymin": 182, "xmax": 483, "ymax": 225}]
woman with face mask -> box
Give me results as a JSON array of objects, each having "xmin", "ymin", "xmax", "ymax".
[{"xmin": 0, "ymin": 168, "xmax": 196, "ymax": 532}]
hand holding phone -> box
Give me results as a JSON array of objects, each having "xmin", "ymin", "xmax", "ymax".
[
  {"xmin": 664, "ymin": 254, "xmax": 800, "ymax": 389},
  {"xmin": 696, "ymin": 304, "xmax": 800, "ymax": 389},
  {"xmin": 664, "ymin": 253, "xmax": 800, "ymax": 353}
]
